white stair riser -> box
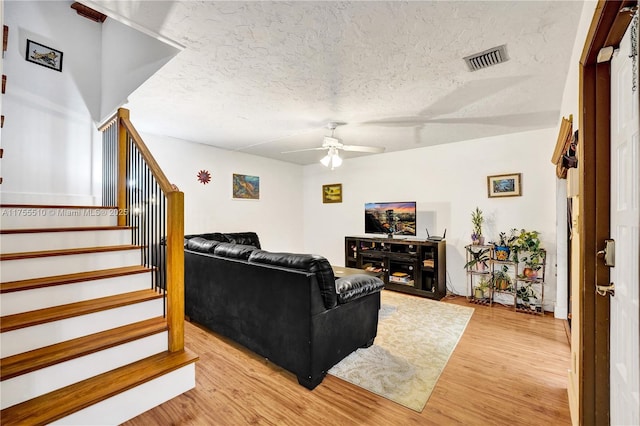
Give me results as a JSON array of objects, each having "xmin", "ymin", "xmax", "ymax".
[
  {"xmin": 1, "ymin": 332, "xmax": 168, "ymax": 410},
  {"xmin": 50, "ymin": 363, "xmax": 196, "ymax": 426},
  {"xmin": 0, "ymin": 208, "xmax": 118, "ymax": 229},
  {"xmin": 0, "ymin": 229, "xmax": 132, "ymax": 253},
  {"xmin": 0, "ymin": 272, "xmax": 152, "ymax": 316},
  {"xmin": 1, "ymin": 298, "xmax": 164, "ymax": 358},
  {"xmin": 0, "ymin": 250, "xmax": 141, "ymax": 282}
]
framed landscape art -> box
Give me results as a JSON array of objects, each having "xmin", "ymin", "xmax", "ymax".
[
  {"xmin": 487, "ymin": 173, "xmax": 522, "ymax": 198},
  {"xmin": 232, "ymin": 174, "xmax": 260, "ymax": 199},
  {"xmin": 322, "ymin": 183, "xmax": 342, "ymax": 203}
]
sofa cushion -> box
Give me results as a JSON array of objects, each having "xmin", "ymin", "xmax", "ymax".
[
  {"xmin": 248, "ymin": 250, "xmax": 337, "ymax": 309},
  {"xmin": 186, "ymin": 237, "xmax": 220, "ymax": 253},
  {"xmin": 184, "ymin": 232, "xmax": 229, "ymax": 243},
  {"xmin": 199, "ymin": 232, "xmax": 230, "ymax": 243},
  {"xmin": 213, "ymin": 242, "xmax": 257, "ymax": 260},
  {"xmin": 335, "ymin": 274, "xmax": 385, "ymax": 304},
  {"xmin": 223, "ymin": 232, "xmax": 261, "ymax": 249}
]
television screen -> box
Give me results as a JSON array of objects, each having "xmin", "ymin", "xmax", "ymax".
[{"xmin": 365, "ymin": 202, "xmax": 417, "ymax": 236}]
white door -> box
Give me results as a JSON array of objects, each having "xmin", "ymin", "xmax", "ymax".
[{"xmin": 609, "ymin": 16, "xmax": 639, "ymax": 426}]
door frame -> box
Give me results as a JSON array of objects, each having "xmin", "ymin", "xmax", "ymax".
[{"xmin": 578, "ymin": 1, "xmax": 637, "ymax": 424}]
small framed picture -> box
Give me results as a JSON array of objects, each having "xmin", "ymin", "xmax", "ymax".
[
  {"xmin": 25, "ymin": 39, "xmax": 63, "ymax": 72},
  {"xmin": 487, "ymin": 173, "xmax": 522, "ymax": 198},
  {"xmin": 322, "ymin": 183, "xmax": 342, "ymax": 203},
  {"xmin": 232, "ymin": 173, "xmax": 259, "ymax": 200}
]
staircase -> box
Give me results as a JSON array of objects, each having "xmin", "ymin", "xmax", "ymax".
[{"xmin": 0, "ymin": 204, "xmax": 198, "ymax": 425}]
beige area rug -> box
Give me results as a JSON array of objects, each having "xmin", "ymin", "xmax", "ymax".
[{"xmin": 328, "ymin": 290, "xmax": 474, "ymax": 412}]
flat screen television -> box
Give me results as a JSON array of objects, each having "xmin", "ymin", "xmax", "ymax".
[{"xmin": 365, "ymin": 202, "xmax": 417, "ymax": 236}]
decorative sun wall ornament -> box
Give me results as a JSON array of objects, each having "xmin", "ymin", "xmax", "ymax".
[{"xmin": 197, "ymin": 170, "xmax": 211, "ymax": 185}]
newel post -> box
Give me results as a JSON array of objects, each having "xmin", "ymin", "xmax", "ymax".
[
  {"xmin": 166, "ymin": 190, "xmax": 185, "ymax": 352},
  {"xmin": 116, "ymin": 108, "xmax": 129, "ymax": 226}
]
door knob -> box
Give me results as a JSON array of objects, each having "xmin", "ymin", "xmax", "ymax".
[
  {"xmin": 596, "ymin": 283, "xmax": 615, "ymax": 297},
  {"xmin": 596, "ymin": 239, "xmax": 615, "ymax": 267}
]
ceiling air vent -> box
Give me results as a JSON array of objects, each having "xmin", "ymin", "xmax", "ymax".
[{"xmin": 463, "ymin": 44, "xmax": 509, "ymax": 71}]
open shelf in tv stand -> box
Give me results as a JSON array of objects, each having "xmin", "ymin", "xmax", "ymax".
[{"xmin": 344, "ymin": 235, "xmax": 447, "ymax": 300}]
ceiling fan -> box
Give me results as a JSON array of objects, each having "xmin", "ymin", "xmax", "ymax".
[{"xmin": 282, "ymin": 122, "xmax": 385, "ymax": 169}]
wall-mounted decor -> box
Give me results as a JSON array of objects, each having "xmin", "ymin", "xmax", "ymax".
[
  {"xmin": 322, "ymin": 183, "xmax": 342, "ymax": 203},
  {"xmin": 487, "ymin": 173, "xmax": 522, "ymax": 198},
  {"xmin": 25, "ymin": 39, "xmax": 63, "ymax": 72},
  {"xmin": 232, "ymin": 173, "xmax": 259, "ymax": 199},
  {"xmin": 3, "ymin": 26, "xmax": 8, "ymax": 56},
  {"xmin": 197, "ymin": 170, "xmax": 211, "ymax": 185}
]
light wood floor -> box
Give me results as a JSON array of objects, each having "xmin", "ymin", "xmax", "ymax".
[{"xmin": 123, "ymin": 293, "xmax": 571, "ymax": 426}]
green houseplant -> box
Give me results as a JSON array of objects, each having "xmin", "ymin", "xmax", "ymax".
[
  {"xmin": 512, "ymin": 229, "xmax": 543, "ymax": 276},
  {"xmin": 494, "ymin": 228, "xmax": 517, "ymax": 261},
  {"xmin": 464, "ymin": 246, "xmax": 490, "ymax": 271},
  {"xmin": 520, "ymin": 250, "xmax": 544, "ymax": 279},
  {"xmin": 474, "ymin": 277, "xmax": 491, "ymax": 299},
  {"xmin": 470, "ymin": 207, "xmax": 485, "ymax": 245},
  {"xmin": 516, "ymin": 284, "xmax": 538, "ymax": 310},
  {"xmin": 492, "ymin": 265, "xmax": 512, "ymax": 291}
]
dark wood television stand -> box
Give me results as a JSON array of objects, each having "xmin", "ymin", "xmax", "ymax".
[{"xmin": 344, "ymin": 235, "xmax": 447, "ymax": 300}]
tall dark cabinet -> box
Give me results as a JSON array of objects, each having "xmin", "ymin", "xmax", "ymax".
[{"xmin": 344, "ymin": 235, "xmax": 447, "ymax": 300}]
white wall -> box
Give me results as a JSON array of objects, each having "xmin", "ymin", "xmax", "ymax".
[
  {"xmin": 552, "ymin": 0, "xmax": 599, "ymax": 319},
  {"xmin": 141, "ymin": 133, "xmax": 305, "ymax": 252},
  {"xmin": 303, "ymin": 128, "xmax": 559, "ymax": 310},
  {"xmin": 1, "ymin": 1, "xmax": 102, "ymax": 205}
]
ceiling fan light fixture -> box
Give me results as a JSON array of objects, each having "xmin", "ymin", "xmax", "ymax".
[
  {"xmin": 320, "ymin": 153, "xmax": 332, "ymax": 167},
  {"xmin": 331, "ymin": 152, "xmax": 342, "ymax": 169},
  {"xmin": 320, "ymin": 147, "xmax": 342, "ymax": 170}
]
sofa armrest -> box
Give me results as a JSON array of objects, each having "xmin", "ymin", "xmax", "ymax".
[{"xmin": 335, "ymin": 274, "xmax": 384, "ymax": 304}]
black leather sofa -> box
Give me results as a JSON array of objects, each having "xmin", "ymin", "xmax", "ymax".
[{"xmin": 183, "ymin": 232, "xmax": 384, "ymax": 389}]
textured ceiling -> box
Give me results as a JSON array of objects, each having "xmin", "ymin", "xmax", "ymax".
[{"xmin": 89, "ymin": 1, "xmax": 584, "ymax": 165}]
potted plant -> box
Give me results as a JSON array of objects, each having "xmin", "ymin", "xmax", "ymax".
[
  {"xmin": 492, "ymin": 265, "xmax": 512, "ymax": 291},
  {"xmin": 471, "ymin": 207, "xmax": 485, "ymax": 245},
  {"xmin": 513, "ymin": 229, "xmax": 541, "ymax": 251},
  {"xmin": 474, "ymin": 277, "xmax": 491, "ymax": 299},
  {"xmin": 494, "ymin": 228, "xmax": 517, "ymax": 261},
  {"xmin": 463, "ymin": 246, "xmax": 490, "ymax": 272},
  {"xmin": 521, "ymin": 250, "xmax": 543, "ymax": 279},
  {"xmin": 512, "ymin": 229, "xmax": 543, "ymax": 273},
  {"xmin": 516, "ymin": 284, "xmax": 538, "ymax": 310}
]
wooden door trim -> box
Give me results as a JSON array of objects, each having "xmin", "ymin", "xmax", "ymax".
[{"xmin": 578, "ymin": 1, "xmax": 636, "ymax": 424}]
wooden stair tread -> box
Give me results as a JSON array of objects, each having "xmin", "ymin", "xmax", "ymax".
[
  {"xmin": 0, "ymin": 289, "xmax": 163, "ymax": 332},
  {"xmin": 0, "ymin": 204, "xmax": 116, "ymax": 209},
  {"xmin": 1, "ymin": 317, "xmax": 168, "ymax": 381},
  {"xmin": 0, "ymin": 349, "xmax": 198, "ymax": 426},
  {"xmin": 0, "ymin": 245, "xmax": 142, "ymax": 261},
  {"xmin": 0, "ymin": 226, "xmax": 133, "ymax": 234},
  {"xmin": 1, "ymin": 265, "xmax": 152, "ymax": 293}
]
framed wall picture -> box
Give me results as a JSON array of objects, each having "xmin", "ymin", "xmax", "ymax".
[
  {"xmin": 487, "ymin": 173, "xmax": 522, "ymax": 198},
  {"xmin": 322, "ymin": 183, "xmax": 342, "ymax": 203},
  {"xmin": 25, "ymin": 39, "xmax": 63, "ymax": 72},
  {"xmin": 232, "ymin": 173, "xmax": 259, "ymax": 199}
]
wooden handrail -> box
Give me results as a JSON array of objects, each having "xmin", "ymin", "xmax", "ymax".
[
  {"xmin": 101, "ymin": 107, "xmax": 185, "ymax": 353},
  {"xmin": 119, "ymin": 115, "xmax": 176, "ymax": 195}
]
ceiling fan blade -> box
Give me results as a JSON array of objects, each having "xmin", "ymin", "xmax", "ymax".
[
  {"xmin": 420, "ymin": 110, "xmax": 559, "ymax": 127},
  {"xmin": 361, "ymin": 117, "xmax": 425, "ymax": 127},
  {"xmin": 418, "ymin": 76, "xmax": 528, "ymax": 117},
  {"xmin": 342, "ymin": 145, "xmax": 385, "ymax": 153},
  {"xmin": 281, "ymin": 147, "xmax": 327, "ymax": 154}
]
